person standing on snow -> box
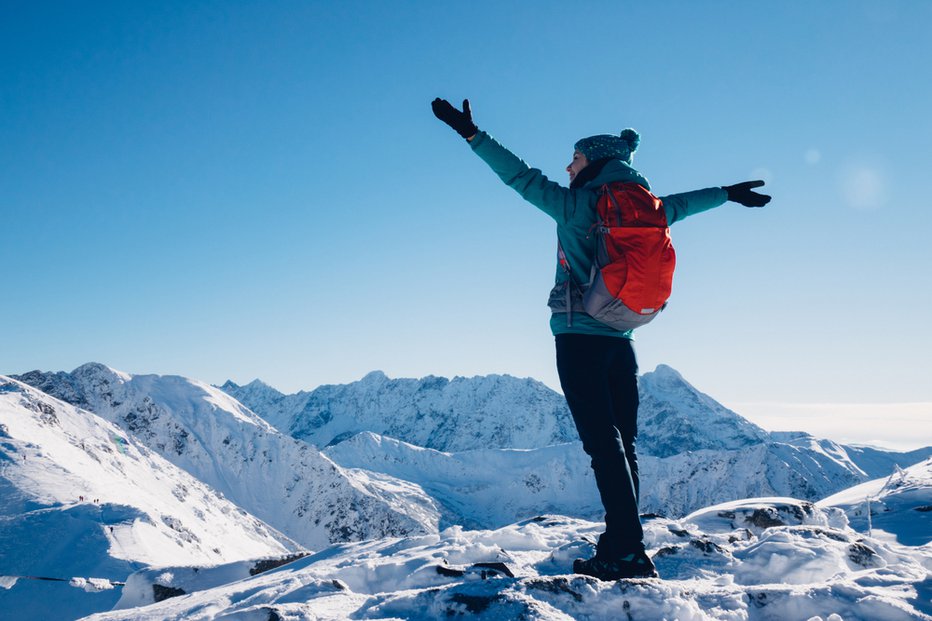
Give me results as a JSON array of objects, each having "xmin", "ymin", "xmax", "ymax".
[{"xmin": 431, "ymin": 97, "xmax": 771, "ymax": 581}]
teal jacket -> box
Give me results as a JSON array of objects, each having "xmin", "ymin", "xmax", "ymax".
[{"xmin": 469, "ymin": 130, "xmax": 728, "ymax": 338}]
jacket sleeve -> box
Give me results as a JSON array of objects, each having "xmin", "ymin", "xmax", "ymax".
[
  {"xmin": 659, "ymin": 187, "xmax": 729, "ymax": 225},
  {"xmin": 469, "ymin": 131, "xmax": 587, "ymax": 227}
]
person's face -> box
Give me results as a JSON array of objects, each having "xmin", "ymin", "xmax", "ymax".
[{"xmin": 567, "ymin": 150, "xmax": 588, "ymax": 184}]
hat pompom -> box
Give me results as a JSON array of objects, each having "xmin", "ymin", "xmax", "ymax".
[{"xmin": 619, "ymin": 128, "xmax": 640, "ymax": 153}]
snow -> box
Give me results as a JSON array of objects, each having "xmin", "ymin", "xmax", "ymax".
[
  {"xmin": 70, "ymin": 577, "xmax": 117, "ymax": 593},
  {"xmin": 3, "ymin": 365, "xmax": 931, "ymax": 620},
  {"xmin": 11, "ymin": 365, "xmax": 442, "ymax": 550},
  {"xmin": 79, "ymin": 509, "xmax": 930, "ymax": 620},
  {"xmin": 323, "ymin": 431, "xmax": 603, "ymax": 529},
  {"xmin": 819, "ymin": 458, "xmax": 932, "ymax": 547},
  {"xmin": 0, "ymin": 377, "xmax": 292, "ymax": 565},
  {"xmin": 228, "ymin": 366, "xmax": 932, "ymax": 520},
  {"xmin": 222, "ymin": 371, "xmax": 578, "ymax": 452},
  {"xmin": 0, "ymin": 375, "xmax": 296, "ymax": 619}
]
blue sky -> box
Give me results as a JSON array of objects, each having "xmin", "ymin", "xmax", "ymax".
[{"xmin": 2, "ymin": 1, "xmax": 930, "ymax": 448}]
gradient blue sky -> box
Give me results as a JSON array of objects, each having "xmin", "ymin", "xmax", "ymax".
[{"xmin": 2, "ymin": 1, "xmax": 930, "ymax": 448}]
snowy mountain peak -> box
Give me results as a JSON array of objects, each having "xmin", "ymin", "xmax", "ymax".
[
  {"xmin": 642, "ymin": 364, "xmax": 718, "ymax": 396},
  {"xmin": 218, "ymin": 379, "xmax": 290, "ymax": 409},
  {"xmin": 71, "ymin": 362, "xmax": 131, "ymax": 383},
  {"xmin": 220, "ymin": 378, "xmax": 280, "ymax": 395},
  {"xmin": 215, "ymin": 379, "xmax": 294, "ymax": 432},
  {"xmin": 359, "ymin": 370, "xmax": 390, "ymax": 384},
  {"xmin": 647, "ymin": 363, "xmax": 685, "ymax": 381},
  {"xmin": 638, "ymin": 365, "xmax": 770, "ymax": 457}
]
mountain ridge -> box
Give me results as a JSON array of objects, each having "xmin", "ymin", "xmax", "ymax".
[
  {"xmin": 12, "ymin": 364, "xmax": 441, "ymax": 550},
  {"xmin": 220, "ymin": 364, "xmax": 932, "ymax": 518},
  {"xmin": 221, "ymin": 364, "xmax": 931, "ymax": 469},
  {"xmin": 14, "ymin": 362, "xmax": 932, "ymax": 525},
  {"xmin": 0, "ymin": 374, "xmax": 298, "ymax": 619},
  {"xmin": 221, "ymin": 370, "xmax": 578, "ymax": 452}
]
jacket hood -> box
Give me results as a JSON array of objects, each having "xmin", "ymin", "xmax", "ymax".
[{"xmin": 583, "ymin": 159, "xmax": 651, "ymax": 192}]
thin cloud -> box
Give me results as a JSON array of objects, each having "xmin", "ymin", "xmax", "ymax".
[{"xmin": 725, "ymin": 401, "xmax": 932, "ymax": 452}]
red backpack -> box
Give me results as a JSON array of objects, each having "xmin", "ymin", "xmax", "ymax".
[{"xmin": 560, "ymin": 182, "xmax": 676, "ymax": 330}]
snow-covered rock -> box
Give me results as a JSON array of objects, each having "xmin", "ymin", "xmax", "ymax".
[
  {"xmin": 110, "ymin": 552, "xmax": 311, "ymax": 610},
  {"xmin": 79, "ymin": 498, "xmax": 932, "ymax": 621}
]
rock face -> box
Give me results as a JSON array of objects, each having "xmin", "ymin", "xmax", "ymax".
[
  {"xmin": 13, "ymin": 364, "xmax": 440, "ymax": 550},
  {"xmin": 222, "ymin": 371, "xmax": 578, "ymax": 452}
]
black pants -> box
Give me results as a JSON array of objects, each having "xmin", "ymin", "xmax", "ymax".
[{"xmin": 555, "ymin": 333, "xmax": 644, "ymax": 557}]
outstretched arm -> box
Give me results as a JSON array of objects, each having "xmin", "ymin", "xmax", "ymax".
[
  {"xmin": 661, "ymin": 180, "xmax": 771, "ymax": 225},
  {"xmin": 432, "ymin": 97, "xmax": 583, "ymax": 227}
]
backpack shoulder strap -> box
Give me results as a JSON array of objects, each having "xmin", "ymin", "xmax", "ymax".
[{"xmin": 600, "ymin": 183, "xmax": 626, "ymax": 226}]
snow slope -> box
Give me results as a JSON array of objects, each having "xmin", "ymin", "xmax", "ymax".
[
  {"xmin": 79, "ymin": 491, "xmax": 932, "ymax": 620},
  {"xmin": 0, "ymin": 376, "xmax": 295, "ymax": 620},
  {"xmin": 820, "ymin": 457, "xmax": 932, "ymax": 547},
  {"xmin": 323, "ymin": 432, "xmax": 602, "ymax": 529},
  {"xmin": 15, "ymin": 364, "xmax": 441, "ymax": 550},
  {"xmin": 323, "ymin": 429, "xmax": 912, "ymax": 527}
]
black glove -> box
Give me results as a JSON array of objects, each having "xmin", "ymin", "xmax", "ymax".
[
  {"xmin": 431, "ymin": 98, "xmax": 478, "ymax": 140},
  {"xmin": 722, "ymin": 180, "xmax": 771, "ymax": 207}
]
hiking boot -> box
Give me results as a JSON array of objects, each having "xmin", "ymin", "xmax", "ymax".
[{"xmin": 573, "ymin": 551, "xmax": 659, "ymax": 581}]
